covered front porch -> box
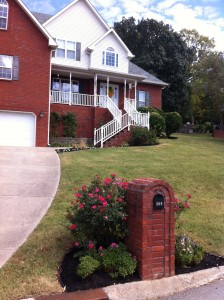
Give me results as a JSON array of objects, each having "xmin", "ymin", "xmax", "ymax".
[{"xmin": 50, "ymin": 66, "xmax": 142, "ymax": 110}]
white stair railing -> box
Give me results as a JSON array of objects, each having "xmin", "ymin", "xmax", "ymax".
[
  {"xmin": 124, "ymin": 98, "xmax": 149, "ymax": 129},
  {"xmin": 94, "ymin": 113, "xmax": 133, "ymax": 147},
  {"xmin": 102, "ymin": 96, "xmax": 122, "ymax": 119}
]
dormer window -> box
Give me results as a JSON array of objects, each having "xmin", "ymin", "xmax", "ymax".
[
  {"xmin": 102, "ymin": 47, "xmax": 118, "ymax": 67},
  {"xmin": 0, "ymin": 0, "xmax": 8, "ymax": 30}
]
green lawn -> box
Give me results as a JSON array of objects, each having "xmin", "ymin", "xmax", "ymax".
[{"xmin": 0, "ymin": 134, "xmax": 224, "ymax": 300}]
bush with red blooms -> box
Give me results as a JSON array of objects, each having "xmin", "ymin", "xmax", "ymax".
[{"xmin": 67, "ymin": 174, "xmax": 129, "ymax": 247}]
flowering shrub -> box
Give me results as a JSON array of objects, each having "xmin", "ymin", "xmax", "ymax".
[
  {"xmin": 174, "ymin": 194, "xmax": 191, "ymax": 230},
  {"xmin": 175, "ymin": 236, "xmax": 205, "ymax": 268},
  {"xmin": 67, "ymin": 174, "xmax": 129, "ymax": 248}
]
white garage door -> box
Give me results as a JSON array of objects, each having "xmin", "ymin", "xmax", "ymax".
[{"xmin": 0, "ymin": 111, "xmax": 36, "ymax": 147}]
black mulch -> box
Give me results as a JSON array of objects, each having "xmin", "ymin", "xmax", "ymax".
[{"xmin": 59, "ymin": 248, "xmax": 224, "ymax": 293}]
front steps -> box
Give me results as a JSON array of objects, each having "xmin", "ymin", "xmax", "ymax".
[{"xmin": 103, "ymin": 128, "xmax": 132, "ymax": 148}]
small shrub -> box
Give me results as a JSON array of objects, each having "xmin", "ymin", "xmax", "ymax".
[
  {"xmin": 175, "ymin": 236, "xmax": 205, "ymax": 268},
  {"xmin": 62, "ymin": 112, "xmax": 77, "ymax": 137},
  {"xmin": 76, "ymin": 255, "xmax": 100, "ymax": 279},
  {"xmin": 150, "ymin": 112, "xmax": 166, "ymax": 136},
  {"xmin": 130, "ymin": 126, "xmax": 158, "ymax": 146},
  {"xmin": 192, "ymin": 244, "xmax": 205, "ymax": 266},
  {"xmin": 175, "ymin": 236, "xmax": 194, "ymax": 268},
  {"xmin": 50, "ymin": 112, "xmax": 61, "ymax": 137},
  {"xmin": 165, "ymin": 112, "xmax": 182, "ymax": 138},
  {"xmin": 102, "ymin": 243, "xmax": 137, "ymax": 278}
]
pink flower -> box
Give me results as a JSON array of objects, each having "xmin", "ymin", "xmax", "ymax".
[
  {"xmin": 107, "ymin": 195, "xmax": 111, "ymax": 199},
  {"xmin": 185, "ymin": 202, "xmax": 190, "ymax": 208},
  {"xmin": 89, "ymin": 241, "xmax": 94, "ymax": 249},
  {"xmin": 111, "ymin": 174, "xmax": 116, "ymax": 178},
  {"xmin": 104, "ymin": 178, "xmax": 112, "ymax": 185},
  {"xmin": 110, "ymin": 242, "xmax": 118, "ymax": 248},
  {"xmin": 70, "ymin": 224, "xmax": 76, "ymax": 230},
  {"xmin": 104, "ymin": 216, "xmax": 108, "ymax": 220},
  {"xmin": 124, "ymin": 217, "xmax": 127, "ymax": 221},
  {"xmin": 74, "ymin": 242, "xmax": 79, "ymax": 247},
  {"xmin": 99, "ymin": 246, "xmax": 103, "ymax": 251},
  {"xmin": 79, "ymin": 203, "xmax": 84, "ymax": 209},
  {"xmin": 102, "ymin": 201, "xmax": 108, "ymax": 207},
  {"xmin": 187, "ymin": 194, "xmax": 192, "ymax": 199},
  {"xmin": 95, "ymin": 188, "xmax": 99, "ymax": 193},
  {"xmin": 76, "ymin": 199, "xmax": 79, "ymax": 203},
  {"xmin": 88, "ymin": 193, "xmax": 94, "ymax": 197},
  {"xmin": 82, "ymin": 185, "xmax": 87, "ymax": 191},
  {"xmin": 75, "ymin": 193, "xmax": 82, "ymax": 198},
  {"xmin": 98, "ymin": 196, "xmax": 105, "ymax": 202},
  {"xmin": 100, "ymin": 208, "xmax": 105, "ymax": 213},
  {"xmin": 100, "ymin": 253, "xmax": 104, "ymax": 257},
  {"xmin": 118, "ymin": 198, "xmax": 122, "ymax": 202},
  {"xmin": 92, "ymin": 205, "xmax": 97, "ymax": 209}
]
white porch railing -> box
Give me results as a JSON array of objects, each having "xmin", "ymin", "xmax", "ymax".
[
  {"xmin": 124, "ymin": 98, "xmax": 149, "ymax": 129},
  {"xmin": 94, "ymin": 113, "xmax": 134, "ymax": 148},
  {"xmin": 126, "ymin": 98, "xmax": 136, "ymax": 109}
]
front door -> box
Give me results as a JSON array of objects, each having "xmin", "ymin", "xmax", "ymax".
[{"xmin": 100, "ymin": 83, "xmax": 119, "ymax": 107}]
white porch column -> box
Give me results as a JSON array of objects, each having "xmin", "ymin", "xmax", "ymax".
[
  {"xmin": 69, "ymin": 72, "xmax": 72, "ymax": 105},
  {"xmin": 134, "ymin": 80, "xmax": 137, "ymax": 109},
  {"xmin": 94, "ymin": 74, "xmax": 98, "ymax": 106},
  {"xmin": 124, "ymin": 78, "xmax": 127, "ymax": 100},
  {"xmin": 107, "ymin": 76, "xmax": 109, "ymax": 97}
]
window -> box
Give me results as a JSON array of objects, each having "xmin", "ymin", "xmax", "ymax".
[
  {"xmin": 102, "ymin": 47, "xmax": 118, "ymax": 67},
  {"xmin": 56, "ymin": 39, "xmax": 81, "ymax": 61},
  {"xmin": 137, "ymin": 90, "xmax": 150, "ymax": 108},
  {"xmin": 52, "ymin": 78, "xmax": 79, "ymax": 93},
  {"xmin": 0, "ymin": 0, "xmax": 8, "ymax": 30},
  {"xmin": 0, "ymin": 54, "xmax": 13, "ymax": 79}
]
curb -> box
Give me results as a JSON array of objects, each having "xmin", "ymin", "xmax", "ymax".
[
  {"xmin": 21, "ymin": 266, "xmax": 224, "ymax": 300},
  {"xmin": 104, "ymin": 266, "xmax": 224, "ymax": 300}
]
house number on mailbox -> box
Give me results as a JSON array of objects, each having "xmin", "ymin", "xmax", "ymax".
[{"xmin": 153, "ymin": 193, "xmax": 165, "ymax": 210}]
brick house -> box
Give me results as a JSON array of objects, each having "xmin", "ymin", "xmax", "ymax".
[
  {"xmin": 0, "ymin": 0, "xmax": 57, "ymax": 146},
  {"xmin": 0, "ymin": 0, "xmax": 167, "ymax": 147}
]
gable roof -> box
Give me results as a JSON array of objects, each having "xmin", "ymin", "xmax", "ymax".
[
  {"xmin": 43, "ymin": 0, "xmax": 110, "ymax": 30},
  {"xmin": 32, "ymin": 12, "xmax": 52, "ymax": 25},
  {"xmin": 15, "ymin": 0, "xmax": 57, "ymax": 48},
  {"xmin": 129, "ymin": 62, "xmax": 168, "ymax": 87},
  {"xmin": 87, "ymin": 28, "xmax": 134, "ymax": 59}
]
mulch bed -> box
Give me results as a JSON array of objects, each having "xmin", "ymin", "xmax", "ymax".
[{"xmin": 59, "ymin": 248, "xmax": 224, "ymax": 293}]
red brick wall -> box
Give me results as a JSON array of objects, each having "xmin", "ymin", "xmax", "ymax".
[
  {"xmin": 50, "ymin": 104, "xmax": 113, "ymax": 138},
  {"xmin": 126, "ymin": 178, "xmax": 175, "ymax": 280},
  {"xmin": 130, "ymin": 84, "xmax": 163, "ymax": 109},
  {"xmin": 0, "ymin": 0, "xmax": 51, "ymax": 146}
]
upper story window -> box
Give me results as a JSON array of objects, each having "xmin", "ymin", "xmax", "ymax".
[
  {"xmin": 102, "ymin": 47, "xmax": 118, "ymax": 67},
  {"xmin": 0, "ymin": 0, "xmax": 8, "ymax": 30},
  {"xmin": 56, "ymin": 39, "xmax": 81, "ymax": 61}
]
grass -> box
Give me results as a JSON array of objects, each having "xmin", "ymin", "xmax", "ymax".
[{"xmin": 0, "ymin": 134, "xmax": 224, "ymax": 299}]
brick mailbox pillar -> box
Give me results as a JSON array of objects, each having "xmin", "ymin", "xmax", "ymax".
[{"xmin": 126, "ymin": 178, "xmax": 175, "ymax": 280}]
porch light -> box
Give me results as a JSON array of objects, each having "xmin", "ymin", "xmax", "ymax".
[{"xmin": 39, "ymin": 110, "xmax": 44, "ymax": 118}]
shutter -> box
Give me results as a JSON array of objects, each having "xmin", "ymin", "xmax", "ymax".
[
  {"xmin": 79, "ymin": 79, "xmax": 85, "ymax": 94},
  {"xmin": 145, "ymin": 92, "xmax": 150, "ymax": 107},
  {"xmin": 102, "ymin": 51, "xmax": 105, "ymax": 65},
  {"xmin": 76, "ymin": 42, "xmax": 81, "ymax": 61},
  {"xmin": 12, "ymin": 56, "xmax": 19, "ymax": 80},
  {"xmin": 116, "ymin": 54, "xmax": 118, "ymax": 67},
  {"xmin": 136, "ymin": 90, "xmax": 140, "ymax": 109}
]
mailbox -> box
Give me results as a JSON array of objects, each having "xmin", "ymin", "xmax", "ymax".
[{"xmin": 153, "ymin": 193, "xmax": 164, "ymax": 210}]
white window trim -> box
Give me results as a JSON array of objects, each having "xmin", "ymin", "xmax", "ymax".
[
  {"xmin": 102, "ymin": 47, "xmax": 118, "ymax": 68},
  {"xmin": 55, "ymin": 39, "xmax": 80, "ymax": 61},
  {"xmin": 0, "ymin": 54, "xmax": 13, "ymax": 80},
  {"xmin": 0, "ymin": 0, "xmax": 8, "ymax": 30}
]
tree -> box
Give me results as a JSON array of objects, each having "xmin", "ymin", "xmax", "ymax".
[
  {"xmin": 181, "ymin": 29, "xmax": 224, "ymax": 127},
  {"xmin": 114, "ymin": 18, "xmax": 193, "ymax": 116}
]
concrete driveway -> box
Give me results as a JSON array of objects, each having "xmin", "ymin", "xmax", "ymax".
[{"xmin": 0, "ymin": 146, "xmax": 60, "ymax": 268}]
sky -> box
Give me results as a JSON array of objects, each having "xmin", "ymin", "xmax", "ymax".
[{"xmin": 23, "ymin": 0, "xmax": 224, "ymax": 51}]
